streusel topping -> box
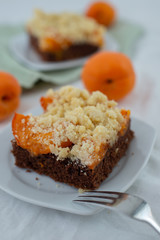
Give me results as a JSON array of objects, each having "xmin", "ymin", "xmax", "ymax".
[
  {"xmin": 27, "ymin": 86, "xmax": 129, "ymax": 167},
  {"xmin": 27, "ymin": 9, "xmax": 105, "ymax": 48}
]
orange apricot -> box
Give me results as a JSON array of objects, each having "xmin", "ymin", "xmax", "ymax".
[
  {"xmin": 82, "ymin": 51, "xmax": 136, "ymax": 101},
  {"xmin": 86, "ymin": 1, "xmax": 116, "ymax": 27},
  {"xmin": 0, "ymin": 72, "xmax": 21, "ymax": 121},
  {"xmin": 12, "ymin": 113, "xmax": 52, "ymax": 155},
  {"xmin": 40, "ymin": 96, "xmax": 53, "ymax": 111},
  {"xmin": 12, "ymin": 113, "xmax": 72, "ymax": 155},
  {"xmin": 40, "ymin": 37, "xmax": 71, "ymax": 52},
  {"xmin": 120, "ymin": 109, "xmax": 131, "ymax": 134}
]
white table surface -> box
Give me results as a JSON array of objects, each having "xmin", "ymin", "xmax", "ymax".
[{"xmin": 0, "ymin": 0, "xmax": 160, "ymax": 239}]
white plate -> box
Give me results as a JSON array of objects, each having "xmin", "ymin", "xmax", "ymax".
[
  {"xmin": 0, "ymin": 106, "xmax": 156, "ymax": 215},
  {"xmin": 9, "ymin": 33, "xmax": 118, "ymax": 71}
]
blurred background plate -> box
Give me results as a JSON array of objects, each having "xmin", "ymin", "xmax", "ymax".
[{"xmin": 9, "ymin": 32, "xmax": 118, "ymax": 71}]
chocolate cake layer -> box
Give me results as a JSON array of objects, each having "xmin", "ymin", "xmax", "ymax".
[
  {"xmin": 12, "ymin": 126, "xmax": 134, "ymax": 190},
  {"xmin": 29, "ymin": 35, "xmax": 99, "ymax": 62}
]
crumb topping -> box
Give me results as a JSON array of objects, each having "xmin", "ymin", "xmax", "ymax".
[
  {"xmin": 27, "ymin": 9, "xmax": 105, "ymax": 49},
  {"xmin": 25, "ymin": 86, "xmax": 129, "ymax": 167}
]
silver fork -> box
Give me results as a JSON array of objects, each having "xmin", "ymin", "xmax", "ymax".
[{"xmin": 73, "ymin": 191, "xmax": 160, "ymax": 234}]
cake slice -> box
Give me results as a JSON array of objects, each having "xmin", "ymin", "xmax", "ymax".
[
  {"xmin": 26, "ymin": 9, "xmax": 106, "ymax": 61},
  {"xmin": 12, "ymin": 86, "xmax": 134, "ymax": 190}
]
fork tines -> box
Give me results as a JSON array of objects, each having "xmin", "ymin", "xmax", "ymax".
[{"xmin": 74, "ymin": 191, "xmax": 127, "ymax": 206}]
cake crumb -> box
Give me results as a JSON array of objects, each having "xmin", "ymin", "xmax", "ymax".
[
  {"xmin": 35, "ymin": 177, "xmax": 39, "ymax": 181},
  {"xmin": 78, "ymin": 188, "xmax": 86, "ymax": 193},
  {"xmin": 26, "ymin": 169, "xmax": 31, "ymax": 173},
  {"xmin": 36, "ymin": 181, "xmax": 42, "ymax": 189}
]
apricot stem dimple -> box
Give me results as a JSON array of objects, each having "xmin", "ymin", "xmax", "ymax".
[
  {"xmin": 2, "ymin": 95, "xmax": 11, "ymax": 101},
  {"xmin": 106, "ymin": 79, "xmax": 113, "ymax": 84}
]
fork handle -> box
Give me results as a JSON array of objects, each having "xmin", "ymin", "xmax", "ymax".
[
  {"xmin": 144, "ymin": 216, "xmax": 160, "ymax": 234},
  {"xmin": 134, "ymin": 203, "xmax": 160, "ymax": 235}
]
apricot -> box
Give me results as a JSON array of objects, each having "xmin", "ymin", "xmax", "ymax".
[
  {"xmin": 12, "ymin": 113, "xmax": 72, "ymax": 155},
  {"xmin": 12, "ymin": 113, "xmax": 52, "ymax": 155},
  {"xmin": 82, "ymin": 51, "xmax": 136, "ymax": 101},
  {"xmin": 120, "ymin": 109, "xmax": 131, "ymax": 134},
  {"xmin": 40, "ymin": 96, "xmax": 53, "ymax": 111},
  {"xmin": 0, "ymin": 72, "xmax": 21, "ymax": 121},
  {"xmin": 86, "ymin": 1, "xmax": 116, "ymax": 27},
  {"xmin": 40, "ymin": 37, "xmax": 71, "ymax": 52}
]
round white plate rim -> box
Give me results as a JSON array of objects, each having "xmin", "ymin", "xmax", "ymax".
[
  {"xmin": 0, "ymin": 110, "xmax": 156, "ymax": 215},
  {"xmin": 9, "ymin": 32, "xmax": 119, "ymax": 71}
]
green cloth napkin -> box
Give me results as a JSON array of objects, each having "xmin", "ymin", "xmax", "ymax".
[
  {"xmin": 0, "ymin": 21, "xmax": 143, "ymax": 89},
  {"xmin": 109, "ymin": 20, "xmax": 144, "ymax": 56}
]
